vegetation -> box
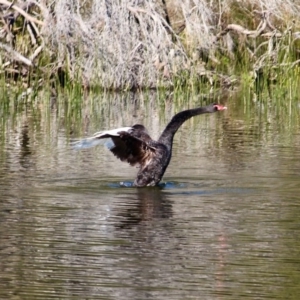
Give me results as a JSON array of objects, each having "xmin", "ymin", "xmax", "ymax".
[{"xmin": 1, "ymin": 0, "xmax": 300, "ymax": 94}]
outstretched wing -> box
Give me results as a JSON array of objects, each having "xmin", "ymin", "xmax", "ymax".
[
  {"xmin": 110, "ymin": 132, "xmax": 157, "ymax": 166},
  {"xmin": 72, "ymin": 127, "xmax": 156, "ymax": 167},
  {"xmin": 72, "ymin": 127, "xmax": 132, "ymax": 150}
]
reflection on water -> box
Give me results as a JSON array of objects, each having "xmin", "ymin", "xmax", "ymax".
[
  {"xmin": 0, "ymin": 91, "xmax": 300, "ymax": 299},
  {"xmin": 115, "ymin": 187, "xmax": 173, "ymax": 229}
]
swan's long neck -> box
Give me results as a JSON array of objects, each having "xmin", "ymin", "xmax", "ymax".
[{"xmin": 158, "ymin": 107, "xmax": 210, "ymax": 149}]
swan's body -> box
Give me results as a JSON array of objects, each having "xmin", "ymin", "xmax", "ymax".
[{"xmin": 74, "ymin": 103, "xmax": 227, "ymax": 187}]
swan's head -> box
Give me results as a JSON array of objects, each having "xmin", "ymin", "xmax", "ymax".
[{"xmin": 213, "ymin": 104, "xmax": 227, "ymax": 111}]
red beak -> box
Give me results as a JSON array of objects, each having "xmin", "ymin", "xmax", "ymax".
[{"xmin": 214, "ymin": 104, "xmax": 227, "ymax": 111}]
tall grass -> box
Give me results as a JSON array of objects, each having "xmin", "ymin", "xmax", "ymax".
[{"xmin": 1, "ymin": 0, "xmax": 300, "ymax": 93}]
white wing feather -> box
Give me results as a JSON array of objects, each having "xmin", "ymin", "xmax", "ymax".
[
  {"xmin": 72, "ymin": 127, "xmax": 133, "ymax": 150},
  {"xmin": 92, "ymin": 127, "xmax": 132, "ymax": 138}
]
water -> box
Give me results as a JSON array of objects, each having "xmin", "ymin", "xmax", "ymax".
[{"xmin": 0, "ymin": 91, "xmax": 300, "ymax": 299}]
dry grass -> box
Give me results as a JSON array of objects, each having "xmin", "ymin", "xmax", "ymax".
[{"xmin": 1, "ymin": 0, "xmax": 300, "ymax": 90}]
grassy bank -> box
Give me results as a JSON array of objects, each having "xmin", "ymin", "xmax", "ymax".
[{"xmin": 1, "ymin": 0, "xmax": 300, "ymax": 96}]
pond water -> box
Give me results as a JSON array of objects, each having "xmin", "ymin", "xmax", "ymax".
[{"xmin": 0, "ymin": 90, "xmax": 300, "ymax": 299}]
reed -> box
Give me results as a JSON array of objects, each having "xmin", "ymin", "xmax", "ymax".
[{"xmin": 1, "ymin": 0, "xmax": 300, "ymax": 96}]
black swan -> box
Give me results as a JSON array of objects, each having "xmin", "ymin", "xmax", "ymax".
[{"xmin": 74, "ymin": 103, "xmax": 227, "ymax": 187}]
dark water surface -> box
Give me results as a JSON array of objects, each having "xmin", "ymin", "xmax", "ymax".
[{"xmin": 1, "ymin": 91, "xmax": 300, "ymax": 299}]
